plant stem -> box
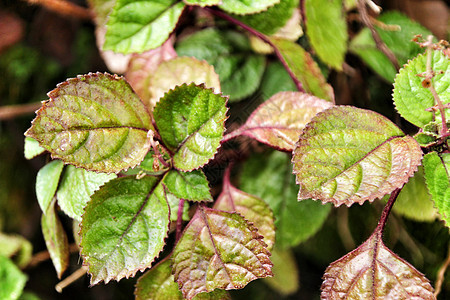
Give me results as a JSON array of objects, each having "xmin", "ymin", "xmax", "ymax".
[
  {"xmin": 357, "ymin": 0, "xmax": 399, "ymax": 71},
  {"xmin": 0, "ymin": 102, "xmax": 42, "ymax": 120},
  {"xmin": 434, "ymin": 243, "xmax": 450, "ymax": 297},
  {"xmin": 203, "ymin": 7, "xmax": 305, "ymax": 93},
  {"xmin": 23, "ymin": 0, "xmax": 93, "ymax": 20},
  {"xmin": 375, "ymin": 188, "xmax": 401, "ymax": 235},
  {"xmin": 175, "ymin": 199, "xmax": 185, "ymax": 243},
  {"xmin": 55, "ymin": 266, "xmax": 88, "ymax": 293}
]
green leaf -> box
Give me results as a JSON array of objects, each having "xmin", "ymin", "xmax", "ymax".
[
  {"xmin": 262, "ymin": 247, "xmax": 299, "ymax": 295},
  {"xmin": 239, "ymin": 151, "xmax": 331, "ymax": 249},
  {"xmin": 391, "ymin": 166, "xmax": 437, "ymax": 222},
  {"xmin": 25, "ymin": 73, "xmax": 154, "ymax": 173},
  {"xmin": 259, "ymin": 62, "xmax": 297, "ymax": 99},
  {"xmin": 321, "ymin": 231, "xmax": 435, "ymax": 298},
  {"xmin": 163, "ymin": 170, "xmax": 212, "ymax": 202},
  {"xmin": 183, "ymin": 0, "xmax": 221, "ymax": 7},
  {"xmin": 36, "ymin": 160, "xmax": 64, "ymax": 213},
  {"xmin": 41, "ymin": 200, "xmax": 69, "ymax": 278},
  {"xmin": 349, "ymin": 11, "xmax": 433, "ymax": 82},
  {"xmin": 56, "ymin": 165, "xmax": 116, "ymax": 221},
  {"xmin": 214, "ymin": 169, "xmax": 275, "ymax": 250},
  {"xmin": 219, "ymin": 0, "xmax": 280, "ymax": 15},
  {"xmin": 135, "ymin": 258, "xmax": 231, "ymax": 300},
  {"xmin": 166, "ymin": 190, "xmax": 190, "ymax": 222},
  {"xmin": 125, "ymin": 39, "xmax": 177, "ymax": 108},
  {"xmin": 133, "ymin": 145, "xmax": 171, "ymax": 176},
  {"xmin": 0, "ymin": 234, "xmax": 32, "ymax": 269},
  {"xmin": 224, "ymin": 91, "xmax": 333, "ymax": 151},
  {"xmin": 153, "ymin": 83, "xmax": 228, "ymax": 171},
  {"xmin": 305, "ymin": 0, "xmax": 347, "ymax": 70},
  {"xmin": 0, "ymin": 255, "xmax": 27, "ymax": 300},
  {"xmin": 270, "ymin": 38, "xmax": 334, "ymax": 102},
  {"xmin": 172, "ymin": 206, "xmax": 273, "ymax": 299},
  {"xmin": 24, "ymin": 137, "xmax": 45, "ymax": 159},
  {"xmin": 80, "ymin": 176, "xmax": 170, "ymax": 284},
  {"xmin": 393, "ymin": 50, "xmax": 450, "ymax": 128},
  {"xmin": 103, "ymin": 0, "xmax": 185, "ymax": 54},
  {"xmin": 148, "ymin": 56, "xmax": 221, "ymax": 109},
  {"xmin": 293, "ymin": 106, "xmax": 423, "ymax": 206},
  {"xmin": 176, "ymin": 29, "xmax": 266, "ymax": 101},
  {"xmin": 423, "ymin": 152, "xmax": 450, "ymax": 227},
  {"xmin": 233, "ymin": 0, "xmax": 299, "ymax": 35}
]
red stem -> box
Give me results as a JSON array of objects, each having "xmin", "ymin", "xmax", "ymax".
[
  {"xmin": 375, "ymin": 188, "xmax": 401, "ymax": 235},
  {"xmin": 175, "ymin": 199, "xmax": 185, "ymax": 243}
]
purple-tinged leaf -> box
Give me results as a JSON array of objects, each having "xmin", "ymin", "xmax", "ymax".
[
  {"xmin": 293, "ymin": 106, "xmax": 423, "ymax": 206},
  {"xmin": 41, "ymin": 200, "xmax": 69, "ymax": 279},
  {"xmin": 126, "ymin": 38, "xmax": 177, "ymax": 108},
  {"xmin": 153, "ymin": 83, "xmax": 228, "ymax": 171},
  {"xmin": 172, "ymin": 206, "xmax": 273, "ymax": 299},
  {"xmin": 224, "ymin": 91, "xmax": 333, "ymax": 151},
  {"xmin": 214, "ymin": 169, "xmax": 275, "ymax": 250},
  {"xmin": 80, "ymin": 176, "xmax": 170, "ymax": 285},
  {"xmin": 321, "ymin": 231, "xmax": 435, "ymax": 299},
  {"xmin": 25, "ymin": 73, "xmax": 154, "ymax": 174}
]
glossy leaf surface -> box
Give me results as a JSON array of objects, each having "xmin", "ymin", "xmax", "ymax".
[
  {"xmin": 153, "ymin": 83, "xmax": 227, "ymax": 171},
  {"xmin": 423, "ymin": 152, "xmax": 450, "ymax": 227},
  {"xmin": 149, "ymin": 57, "xmax": 221, "ymax": 108},
  {"xmin": 103, "ymin": 0, "xmax": 185, "ymax": 54},
  {"xmin": 393, "ymin": 50, "xmax": 450, "ymax": 128},
  {"xmin": 240, "ymin": 151, "xmax": 331, "ymax": 248},
  {"xmin": 219, "ymin": 0, "xmax": 280, "ymax": 15},
  {"xmin": 0, "ymin": 255, "xmax": 27, "ymax": 300},
  {"xmin": 41, "ymin": 200, "xmax": 69, "ymax": 278},
  {"xmin": 214, "ymin": 169, "xmax": 275, "ymax": 250},
  {"xmin": 135, "ymin": 258, "xmax": 231, "ymax": 300},
  {"xmin": 293, "ymin": 106, "xmax": 422, "ymax": 206},
  {"xmin": 80, "ymin": 176, "xmax": 170, "ymax": 284},
  {"xmin": 25, "ymin": 73, "xmax": 154, "ymax": 173},
  {"xmin": 271, "ymin": 38, "xmax": 334, "ymax": 102},
  {"xmin": 163, "ymin": 170, "xmax": 212, "ymax": 202},
  {"xmin": 225, "ymin": 91, "xmax": 333, "ymax": 151},
  {"xmin": 305, "ymin": 0, "xmax": 347, "ymax": 70},
  {"xmin": 24, "ymin": 137, "xmax": 45, "ymax": 159},
  {"xmin": 57, "ymin": 165, "xmax": 116, "ymax": 221},
  {"xmin": 321, "ymin": 231, "xmax": 435, "ymax": 299},
  {"xmin": 36, "ymin": 160, "xmax": 64, "ymax": 213},
  {"xmin": 172, "ymin": 206, "xmax": 273, "ymax": 299}
]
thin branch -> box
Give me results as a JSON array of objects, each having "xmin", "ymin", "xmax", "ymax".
[
  {"xmin": 203, "ymin": 7, "xmax": 305, "ymax": 93},
  {"xmin": 357, "ymin": 0, "xmax": 399, "ymax": 71},
  {"xmin": 375, "ymin": 188, "xmax": 401, "ymax": 235},
  {"xmin": 0, "ymin": 102, "xmax": 42, "ymax": 121},
  {"xmin": 27, "ymin": 243, "xmax": 79, "ymax": 268},
  {"xmin": 55, "ymin": 266, "xmax": 88, "ymax": 293},
  {"xmin": 434, "ymin": 243, "xmax": 450, "ymax": 297},
  {"xmin": 23, "ymin": 0, "xmax": 93, "ymax": 20}
]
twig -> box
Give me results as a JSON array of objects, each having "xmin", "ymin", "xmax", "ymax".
[
  {"xmin": 434, "ymin": 243, "xmax": 450, "ymax": 297},
  {"xmin": 375, "ymin": 188, "xmax": 401, "ymax": 235},
  {"xmin": 203, "ymin": 7, "xmax": 305, "ymax": 93},
  {"xmin": 23, "ymin": 0, "xmax": 93, "ymax": 21},
  {"xmin": 0, "ymin": 102, "xmax": 42, "ymax": 120},
  {"xmin": 55, "ymin": 266, "xmax": 88, "ymax": 293},
  {"xmin": 27, "ymin": 243, "xmax": 79, "ymax": 268},
  {"xmin": 357, "ymin": 0, "xmax": 399, "ymax": 71},
  {"xmin": 175, "ymin": 199, "xmax": 185, "ymax": 243}
]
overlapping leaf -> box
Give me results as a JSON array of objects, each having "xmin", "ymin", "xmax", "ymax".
[
  {"xmin": 80, "ymin": 176, "xmax": 170, "ymax": 284},
  {"xmin": 423, "ymin": 152, "xmax": 450, "ymax": 227},
  {"xmin": 36, "ymin": 160, "xmax": 64, "ymax": 213},
  {"xmin": 24, "ymin": 137, "xmax": 45, "ymax": 159},
  {"xmin": 270, "ymin": 38, "xmax": 334, "ymax": 102},
  {"xmin": 135, "ymin": 258, "xmax": 231, "ymax": 300},
  {"xmin": 0, "ymin": 255, "xmax": 27, "ymax": 300},
  {"xmin": 176, "ymin": 29, "xmax": 265, "ymax": 101},
  {"xmin": 305, "ymin": 0, "xmax": 347, "ymax": 70},
  {"xmin": 148, "ymin": 57, "xmax": 221, "ymax": 109},
  {"xmin": 103, "ymin": 0, "xmax": 185, "ymax": 54},
  {"xmin": 41, "ymin": 200, "xmax": 69, "ymax": 278},
  {"xmin": 321, "ymin": 231, "xmax": 435, "ymax": 299},
  {"xmin": 166, "ymin": 190, "xmax": 190, "ymax": 222},
  {"xmin": 240, "ymin": 151, "xmax": 331, "ymax": 249},
  {"xmin": 224, "ymin": 91, "xmax": 333, "ymax": 151},
  {"xmin": 219, "ymin": 0, "xmax": 280, "ymax": 15},
  {"xmin": 214, "ymin": 169, "xmax": 275, "ymax": 250},
  {"xmin": 25, "ymin": 73, "xmax": 154, "ymax": 173},
  {"xmin": 56, "ymin": 165, "xmax": 116, "ymax": 221},
  {"xmin": 393, "ymin": 50, "xmax": 450, "ymax": 128},
  {"xmin": 172, "ymin": 206, "xmax": 273, "ymax": 299},
  {"xmin": 293, "ymin": 106, "xmax": 423, "ymax": 206},
  {"xmin": 163, "ymin": 170, "xmax": 212, "ymax": 202},
  {"xmin": 153, "ymin": 83, "xmax": 228, "ymax": 171}
]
